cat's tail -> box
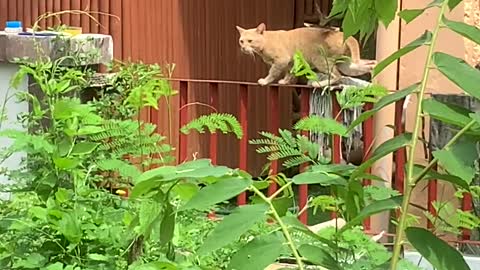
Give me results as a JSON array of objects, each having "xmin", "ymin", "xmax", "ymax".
[{"xmin": 344, "ymin": 37, "xmax": 361, "ymax": 64}]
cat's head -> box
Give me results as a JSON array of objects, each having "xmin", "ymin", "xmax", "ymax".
[{"xmin": 235, "ymin": 23, "xmax": 267, "ymax": 56}]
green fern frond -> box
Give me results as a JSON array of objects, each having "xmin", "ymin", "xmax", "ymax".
[
  {"xmin": 294, "ymin": 116, "xmax": 348, "ymax": 136},
  {"xmin": 296, "ymin": 135, "xmax": 319, "ymax": 159},
  {"xmin": 180, "ymin": 113, "xmax": 243, "ymax": 139},
  {"xmin": 249, "ymin": 138, "xmax": 279, "ymax": 146},
  {"xmin": 257, "ymin": 131, "xmax": 285, "ymax": 143},
  {"xmin": 278, "ymin": 129, "xmax": 296, "ymax": 148},
  {"xmin": 267, "ymin": 145, "xmax": 303, "ymax": 161},
  {"xmin": 256, "ymin": 145, "xmax": 281, "ymax": 154},
  {"xmin": 97, "ymin": 159, "xmax": 141, "ymax": 179},
  {"xmin": 283, "ymin": 156, "xmax": 314, "ymax": 168},
  {"xmin": 336, "ymin": 84, "xmax": 389, "ymax": 110}
]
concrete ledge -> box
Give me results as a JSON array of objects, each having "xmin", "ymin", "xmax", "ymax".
[{"xmin": 0, "ymin": 32, "xmax": 113, "ymax": 65}]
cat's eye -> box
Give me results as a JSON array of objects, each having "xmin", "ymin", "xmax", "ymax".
[
  {"xmin": 247, "ymin": 39, "xmax": 252, "ymax": 43},
  {"xmin": 240, "ymin": 40, "xmax": 244, "ymax": 44}
]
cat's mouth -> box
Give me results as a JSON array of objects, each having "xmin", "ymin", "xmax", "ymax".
[{"xmin": 240, "ymin": 47, "xmax": 255, "ymax": 56}]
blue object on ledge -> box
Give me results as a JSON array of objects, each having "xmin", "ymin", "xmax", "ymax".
[{"xmin": 5, "ymin": 21, "xmax": 22, "ymax": 28}]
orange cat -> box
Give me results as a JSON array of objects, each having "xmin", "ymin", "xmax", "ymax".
[{"xmin": 236, "ymin": 23, "xmax": 376, "ymax": 87}]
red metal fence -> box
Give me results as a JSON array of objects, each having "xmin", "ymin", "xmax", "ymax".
[{"xmin": 160, "ymin": 79, "xmax": 477, "ymax": 245}]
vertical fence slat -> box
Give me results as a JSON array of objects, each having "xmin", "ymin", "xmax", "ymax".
[
  {"xmin": 179, "ymin": 81, "xmax": 189, "ymax": 163},
  {"xmin": 109, "ymin": 0, "xmax": 122, "ymax": 59},
  {"xmin": 299, "ymin": 88, "xmax": 310, "ymax": 224},
  {"xmin": 7, "ymin": 0, "xmax": 17, "ymax": 21},
  {"xmin": 0, "ymin": 0, "xmax": 8, "ymax": 25},
  {"xmin": 71, "ymin": 0, "xmax": 81, "ymax": 26},
  {"xmin": 362, "ymin": 102, "xmax": 374, "ymax": 231},
  {"xmin": 268, "ymin": 86, "xmax": 280, "ymax": 196},
  {"xmin": 462, "ymin": 193, "xmax": 473, "ymax": 240},
  {"xmin": 46, "ymin": 0, "xmax": 53, "ymax": 26},
  {"xmin": 237, "ymin": 84, "xmax": 248, "ymax": 205},
  {"xmin": 16, "ymin": 0, "xmax": 23, "ymax": 25},
  {"xmin": 60, "ymin": 0, "xmax": 70, "ymax": 24},
  {"xmin": 89, "ymin": 0, "xmax": 99, "ymax": 33},
  {"xmin": 38, "ymin": 0, "xmax": 46, "ymax": 29},
  {"xmin": 99, "ymin": 0, "xmax": 110, "ymax": 34},
  {"xmin": 209, "ymin": 83, "xmax": 219, "ymax": 165},
  {"xmin": 331, "ymin": 91, "xmax": 342, "ymax": 218},
  {"xmin": 394, "ymin": 99, "xmax": 406, "ymax": 195},
  {"xmin": 80, "ymin": 0, "xmax": 90, "ymax": 33}
]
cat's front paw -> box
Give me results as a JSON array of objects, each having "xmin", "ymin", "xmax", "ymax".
[{"xmin": 258, "ymin": 78, "xmax": 269, "ymax": 86}]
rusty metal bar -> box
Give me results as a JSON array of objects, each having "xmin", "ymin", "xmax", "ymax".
[
  {"xmin": 268, "ymin": 85, "xmax": 280, "ymax": 196},
  {"xmin": 209, "ymin": 83, "xmax": 219, "ymax": 165},
  {"xmin": 362, "ymin": 102, "xmax": 374, "ymax": 231},
  {"xmin": 331, "ymin": 91, "xmax": 342, "ymax": 219},
  {"xmin": 299, "ymin": 88, "xmax": 310, "ymax": 224},
  {"xmin": 237, "ymin": 84, "xmax": 249, "ymax": 205},
  {"xmin": 394, "ymin": 99, "xmax": 406, "ymax": 195},
  {"xmin": 462, "ymin": 193, "xmax": 473, "ymax": 240},
  {"xmin": 179, "ymin": 81, "xmax": 188, "ymax": 163}
]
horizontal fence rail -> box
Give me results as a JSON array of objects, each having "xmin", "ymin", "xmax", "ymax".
[{"xmin": 157, "ymin": 78, "xmax": 478, "ymax": 246}]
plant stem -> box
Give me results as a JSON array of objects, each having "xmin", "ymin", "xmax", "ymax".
[
  {"xmin": 251, "ymin": 185, "xmax": 305, "ymax": 270},
  {"xmin": 269, "ymin": 181, "xmax": 293, "ymax": 200},
  {"xmin": 412, "ymin": 119, "xmax": 477, "ymax": 184},
  {"xmin": 390, "ymin": 2, "xmax": 448, "ymax": 269}
]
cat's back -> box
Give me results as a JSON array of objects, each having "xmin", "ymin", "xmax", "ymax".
[{"xmin": 264, "ymin": 27, "xmax": 342, "ymax": 54}]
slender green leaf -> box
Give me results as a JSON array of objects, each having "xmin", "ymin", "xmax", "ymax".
[
  {"xmin": 87, "ymin": 254, "xmax": 110, "ymax": 262},
  {"xmin": 422, "ymin": 98, "xmax": 473, "ymax": 128},
  {"xmin": 406, "ymin": 227, "xmax": 469, "ymax": 270},
  {"xmin": 53, "ymin": 157, "xmax": 80, "ymax": 170},
  {"xmin": 351, "ymin": 133, "xmax": 412, "ymax": 180},
  {"xmin": 448, "ymin": 0, "xmax": 462, "ymax": 10},
  {"xmin": 348, "ymin": 84, "xmax": 418, "ymax": 132},
  {"xmin": 413, "ymin": 165, "xmax": 469, "ymax": 189},
  {"xmin": 399, "ymin": 9, "xmax": 425, "ymax": 23},
  {"xmin": 432, "ymin": 141, "xmax": 478, "ymax": 185},
  {"xmin": 298, "ymin": 244, "xmax": 341, "ymax": 270},
  {"xmin": 373, "ymin": 31, "xmax": 432, "ymax": 77},
  {"xmin": 13, "ymin": 253, "xmax": 46, "ymax": 269},
  {"xmin": 70, "ymin": 142, "xmax": 99, "ymax": 155},
  {"xmin": 198, "ymin": 203, "xmax": 268, "ymax": 254},
  {"xmin": 375, "ymin": 0, "xmax": 398, "ymax": 26},
  {"xmin": 160, "ymin": 202, "xmax": 175, "ymax": 245},
  {"xmin": 443, "ymin": 17, "xmax": 480, "ymax": 45},
  {"xmin": 181, "ymin": 177, "xmax": 252, "ymax": 211},
  {"xmin": 433, "ymin": 52, "xmax": 480, "ymax": 100},
  {"xmin": 227, "ymin": 234, "xmax": 284, "ymax": 270},
  {"xmin": 281, "ymin": 216, "xmax": 336, "ymax": 248},
  {"xmin": 293, "ymin": 171, "xmax": 347, "ymax": 186},
  {"xmin": 339, "ymin": 196, "xmax": 403, "ymax": 233}
]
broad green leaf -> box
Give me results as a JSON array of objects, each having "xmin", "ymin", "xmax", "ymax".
[
  {"xmin": 298, "ymin": 244, "xmax": 341, "ymax": 270},
  {"xmin": 130, "ymin": 178, "xmax": 163, "ymax": 199},
  {"xmin": 413, "ymin": 165, "xmax": 469, "ymax": 189},
  {"xmin": 198, "ymin": 203, "xmax": 268, "ymax": 254},
  {"xmin": 339, "ymin": 196, "xmax": 403, "ymax": 233},
  {"xmin": 351, "ymin": 133, "xmax": 412, "ymax": 180},
  {"xmin": 294, "ymin": 116, "xmax": 348, "ymax": 136},
  {"xmin": 160, "ymin": 202, "xmax": 175, "ymax": 245},
  {"xmin": 70, "ymin": 142, "xmax": 99, "ymax": 155},
  {"xmin": 181, "ymin": 177, "xmax": 252, "ymax": 211},
  {"xmin": 433, "ymin": 52, "xmax": 480, "ymax": 100},
  {"xmin": 433, "ymin": 141, "xmax": 478, "ymax": 185},
  {"xmin": 172, "ymin": 183, "xmax": 199, "ymax": 201},
  {"xmin": 375, "ymin": 0, "xmax": 397, "ymax": 27},
  {"xmin": 399, "ymin": 9, "xmax": 424, "ymax": 23},
  {"xmin": 373, "ymin": 31, "xmax": 432, "ymax": 77},
  {"xmin": 87, "ymin": 253, "xmax": 110, "ymax": 262},
  {"xmin": 406, "ymin": 227, "xmax": 469, "ymax": 270},
  {"xmin": 422, "ymin": 98, "xmax": 473, "ymax": 128},
  {"xmin": 53, "ymin": 157, "xmax": 80, "ymax": 170},
  {"xmin": 293, "ymin": 171, "xmax": 347, "ymax": 186},
  {"xmin": 135, "ymin": 166, "xmax": 180, "ymax": 184},
  {"xmin": 129, "ymin": 262, "xmax": 177, "ymax": 270},
  {"xmin": 227, "ymin": 234, "xmax": 283, "ymax": 270},
  {"xmin": 443, "ymin": 17, "xmax": 480, "ymax": 45},
  {"xmin": 448, "ymin": 0, "xmax": 462, "ymax": 10},
  {"xmin": 13, "ymin": 253, "xmax": 47, "ymax": 269},
  {"xmin": 58, "ymin": 212, "xmax": 82, "ymax": 244},
  {"xmin": 271, "ymin": 197, "xmax": 293, "ymax": 217},
  {"xmin": 42, "ymin": 263, "xmax": 64, "ymax": 270},
  {"xmin": 348, "ymin": 84, "xmax": 418, "ymax": 132}
]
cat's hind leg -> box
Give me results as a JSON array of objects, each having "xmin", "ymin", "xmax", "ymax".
[
  {"xmin": 336, "ymin": 59, "xmax": 377, "ymax": 77},
  {"xmin": 278, "ymin": 71, "xmax": 297, "ymax": 85}
]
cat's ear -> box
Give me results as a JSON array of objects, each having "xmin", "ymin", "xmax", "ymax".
[
  {"xmin": 236, "ymin": 26, "xmax": 245, "ymax": 34},
  {"xmin": 256, "ymin": 23, "xmax": 266, "ymax": 34}
]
